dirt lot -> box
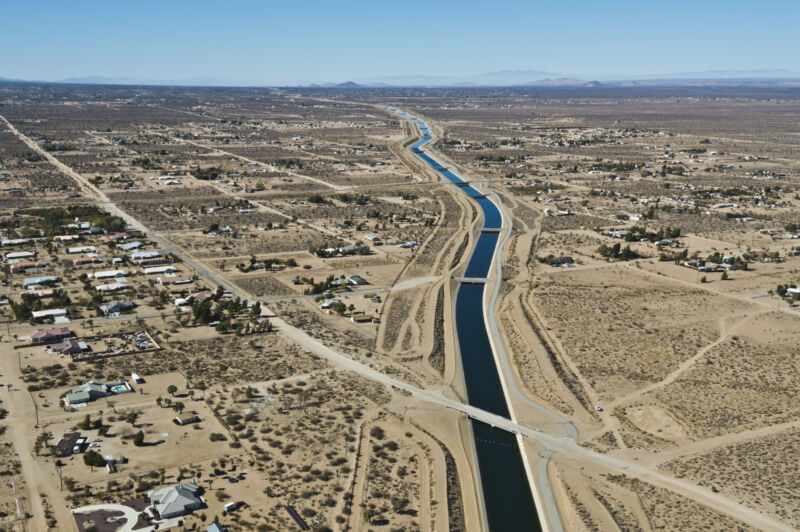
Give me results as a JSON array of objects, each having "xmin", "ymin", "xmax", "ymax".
[{"xmin": 530, "ymin": 266, "xmax": 751, "ymax": 399}]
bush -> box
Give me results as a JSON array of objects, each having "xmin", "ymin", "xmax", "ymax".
[{"xmin": 83, "ymin": 450, "xmax": 106, "ymax": 468}]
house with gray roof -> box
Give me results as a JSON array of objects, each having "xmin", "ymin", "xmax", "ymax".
[
  {"xmin": 148, "ymin": 481, "xmax": 204, "ymax": 519},
  {"xmin": 99, "ymin": 301, "xmax": 136, "ymax": 316},
  {"xmin": 66, "ymin": 380, "xmax": 109, "ymax": 405}
]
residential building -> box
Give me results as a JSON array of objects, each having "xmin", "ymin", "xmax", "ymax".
[
  {"xmin": 175, "ymin": 413, "xmax": 200, "ymax": 425},
  {"xmin": 23, "ymin": 275, "xmax": 57, "ymax": 288},
  {"xmin": 31, "ymin": 308, "xmax": 67, "ymax": 320},
  {"xmin": 94, "ymin": 269, "xmax": 126, "ymax": 280},
  {"xmin": 96, "ymin": 281, "xmax": 129, "ymax": 292},
  {"xmin": 159, "ymin": 276, "xmax": 191, "ymax": 286},
  {"xmin": 10, "ymin": 261, "xmax": 45, "ymax": 274},
  {"xmin": 5, "ymin": 251, "xmax": 36, "ymax": 260},
  {"xmin": 99, "ymin": 301, "xmax": 136, "ymax": 316},
  {"xmin": 117, "ymin": 241, "xmax": 142, "ymax": 251},
  {"xmin": 130, "ymin": 251, "xmax": 162, "ymax": 262},
  {"xmin": 51, "ymin": 338, "xmax": 89, "ymax": 355},
  {"xmin": 68, "ymin": 246, "xmax": 97, "ymax": 254},
  {"xmin": 29, "ymin": 327, "xmax": 73, "ymax": 344},
  {"xmin": 1, "ymin": 238, "xmax": 32, "ymax": 246},
  {"xmin": 143, "ymin": 265, "xmax": 176, "ymax": 275},
  {"xmin": 148, "ymin": 482, "xmax": 204, "ymax": 519},
  {"xmin": 66, "ymin": 380, "xmax": 109, "ymax": 404},
  {"xmin": 54, "ymin": 432, "xmax": 82, "ymax": 457},
  {"xmin": 73, "ymin": 256, "xmax": 103, "ymax": 267}
]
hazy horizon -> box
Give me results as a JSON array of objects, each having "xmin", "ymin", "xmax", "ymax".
[{"xmin": 2, "ymin": 0, "xmax": 798, "ymax": 86}]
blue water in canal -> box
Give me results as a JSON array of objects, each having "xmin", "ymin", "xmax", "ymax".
[{"xmin": 389, "ymin": 108, "xmax": 541, "ymax": 531}]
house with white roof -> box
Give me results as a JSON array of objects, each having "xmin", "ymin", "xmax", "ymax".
[
  {"xmin": 143, "ymin": 265, "xmax": 176, "ymax": 275},
  {"xmin": 68, "ymin": 246, "xmax": 97, "ymax": 255},
  {"xmin": 93, "ymin": 269, "xmax": 126, "ymax": 280}
]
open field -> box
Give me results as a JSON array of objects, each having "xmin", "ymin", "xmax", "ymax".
[{"xmin": 530, "ymin": 266, "xmax": 751, "ymax": 399}]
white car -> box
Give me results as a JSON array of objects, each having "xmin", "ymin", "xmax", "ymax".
[
  {"xmin": 89, "ymin": 443, "xmax": 101, "ymax": 448},
  {"xmin": 92, "ymin": 438, "xmax": 102, "ymax": 442},
  {"xmin": 595, "ymin": 405, "xmax": 603, "ymax": 412}
]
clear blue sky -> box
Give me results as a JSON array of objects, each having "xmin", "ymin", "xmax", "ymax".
[{"xmin": 1, "ymin": 0, "xmax": 798, "ymax": 84}]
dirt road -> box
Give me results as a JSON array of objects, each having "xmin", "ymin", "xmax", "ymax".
[{"xmin": 1, "ymin": 111, "xmax": 794, "ymax": 532}]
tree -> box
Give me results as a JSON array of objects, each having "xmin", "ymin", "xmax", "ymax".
[
  {"xmin": 172, "ymin": 401, "xmax": 185, "ymax": 414},
  {"xmin": 721, "ymin": 271, "xmax": 728, "ymax": 281},
  {"xmin": 84, "ymin": 450, "xmax": 106, "ymax": 468},
  {"xmin": 392, "ymin": 497, "xmax": 409, "ymax": 513},
  {"xmin": 250, "ymin": 302, "xmax": 261, "ymax": 319},
  {"xmin": 133, "ymin": 430, "xmax": 145, "ymax": 447},
  {"xmin": 167, "ymin": 385, "xmax": 178, "ymax": 396},
  {"xmin": 125, "ymin": 412, "xmax": 140, "ymax": 426},
  {"xmin": 34, "ymin": 431, "xmax": 53, "ymax": 456}
]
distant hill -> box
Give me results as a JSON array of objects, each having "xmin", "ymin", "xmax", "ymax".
[{"xmin": 1, "ymin": 69, "xmax": 800, "ymax": 89}]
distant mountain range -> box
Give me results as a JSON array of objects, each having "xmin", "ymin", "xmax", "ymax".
[
  {"xmin": 1, "ymin": 69, "xmax": 800, "ymax": 88},
  {"xmin": 348, "ymin": 69, "xmax": 800, "ymax": 87}
]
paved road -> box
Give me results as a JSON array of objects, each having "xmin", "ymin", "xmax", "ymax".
[{"xmin": 1, "ymin": 112, "xmax": 793, "ymax": 532}]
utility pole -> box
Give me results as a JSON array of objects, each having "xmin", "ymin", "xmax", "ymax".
[
  {"xmin": 54, "ymin": 458, "xmax": 63, "ymax": 491},
  {"xmin": 32, "ymin": 395, "xmax": 39, "ymax": 427}
]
